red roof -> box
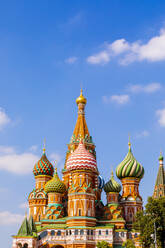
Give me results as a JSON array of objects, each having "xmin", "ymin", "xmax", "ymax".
[{"xmin": 66, "ymin": 141, "xmax": 97, "ymax": 172}]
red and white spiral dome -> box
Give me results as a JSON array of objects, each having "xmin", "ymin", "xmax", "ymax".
[{"xmin": 66, "ymin": 141, "xmax": 97, "ymax": 172}]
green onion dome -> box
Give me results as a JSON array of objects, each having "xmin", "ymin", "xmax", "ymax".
[
  {"xmin": 116, "ymin": 142, "xmax": 144, "ymax": 179},
  {"xmin": 104, "ymin": 171, "xmax": 121, "ymax": 193},
  {"xmin": 33, "ymin": 150, "xmax": 54, "ymax": 177},
  {"xmin": 44, "ymin": 168, "xmax": 66, "ymax": 194},
  {"xmin": 159, "ymin": 152, "xmax": 164, "ymax": 161}
]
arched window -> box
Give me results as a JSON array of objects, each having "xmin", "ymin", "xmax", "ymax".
[
  {"xmin": 51, "ymin": 230, "xmax": 55, "ymax": 236},
  {"xmin": 75, "ymin": 229, "xmax": 78, "ymax": 235},
  {"xmin": 23, "ymin": 244, "xmax": 28, "ymax": 248},
  {"xmin": 134, "ymin": 233, "xmax": 138, "ymax": 238},
  {"xmin": 40, "ymin": 231, "xmax": 48, "ymax": 239},
  {"xmin": 57, "ymin": 230, "xmax": 61, "ymax": 236},
  {"xmin": 69, "ymin": 230, "xmax": 72, "ymax": 235},
  {"xmin": 106, "ymin": 230, "xmax": 108, "ymax": 235},
  {"xmin": 91, "ymin": 230, "xmax": 93, "ymax": 235},
  {"xmin": 80, "ymin": 230, "xmax": 84, "ymax": 235},
  {"xmin": 17, "ymin": 243, "xmax": 22, "ymax": 248},
  {"xmin": 121, "ymin": 232, "xmax": 124, "ymax": 237},
  {"xmin": 99, "ymin": 230, "xmax": 101, "ymax": 235},
  {"xmin": 87, "ymin": 230, "xmax": 90, "ymax": 235},
  {"xmin": 79, "ymin": 209, "xmax": 81, "ymax": 216}
]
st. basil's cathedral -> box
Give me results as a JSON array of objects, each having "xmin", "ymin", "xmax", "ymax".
[{"xmin": 12, "ymin": 90, "xmax": 165, "ymax": 248}]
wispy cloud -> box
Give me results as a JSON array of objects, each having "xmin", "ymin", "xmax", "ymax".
[
  {"xmin": 136, "ymin": 130, "xmax": 150, "ymax": 138},
  {"xmin": 103, "ymin": 94, "xmax": 130, "ymax": 105},
  {"xmin": 128, "ymin": 83, "xmax": 161, "ymax": 94},
  {"xmin": 0, "ymin": 108, "xmax": 10, "ymax": 130},
  {"xmin": 49, "ymin": 152, "xmax": 64, "ymax": 171},
  {"xmin": 0, "ymin": 145, "xmax": 39, "ymax": 174},
  {"xmin": 65, "ymin": 56, "xmax": 78, "ymax": 64},
  {"xmin": 156, "ymin": 108, "xmax": 165, "ymax": 127},
  {"xmin": 0, "ymin": 211, "xmax": 24, "ymax": 226},
  {"xmin": 87, "ymin": 28, "xmax": 165, "ymax": 65},
  {"xmin": 29, "ymin": 145, "xmax": 38, "ymax": 152},
  {"xmin": 19, "ymin": 202, "xmax": 28, "ymax": 209},
  {"xmin": 59, "ymin": 12, "xmax": 84, "ymax": 31}
]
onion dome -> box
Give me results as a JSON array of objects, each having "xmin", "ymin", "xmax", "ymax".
[
  {"xmin": 116, "ymin": 142, "xmax": 144, "ymax": 179},
  {"xmin": 66, "ymin": 141, "xmax": 97, "ymax": 172},
  {"xmin": 159, "ymin": 152, "xmax": 164, "ymax": 161},
  {"xmin": 45, "ymin": 168, "xmax": 66, "ymax": 194},
  {"xmin": 98, "ymin": 175, "xmax": 105, "ymax": 189},
  {"xmin": 104, "ymin": 171, "xmax": 121, "ymax": 193},
  {"xmin": 76, "ymin": 89, "xmax": 87, "ymax": 105},
  {"xmin": 33, "ymin": 146, "xmax": 54, "ymax": 177}
]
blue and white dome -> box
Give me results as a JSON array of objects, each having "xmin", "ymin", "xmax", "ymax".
[{"xmin": 98, "ymin": 175, "xmax": 105, "ymax": 189}]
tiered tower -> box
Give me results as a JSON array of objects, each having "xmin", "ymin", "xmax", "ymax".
[
  {"xmin": 28, "ymin": 146, "xmax": 54, "ymax": 221},
  {"xmin": 66, "ymin": 141, "xmax": 98, "ymax": 227},
  {"xmin": 103, "ymin": 170, "xmax": 125, "ymax": 229},
  {"xmin": 44, "ymin": 168, "xmax": 66, "ymax": 220},
  {"xmin": 116, "ymin": 142, "xmax": 144, "ymax": 229},
  {"xmin": 153, "ymin": 153, "xmax": 165, "ymax": 198}
]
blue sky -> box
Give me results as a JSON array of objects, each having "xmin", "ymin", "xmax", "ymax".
[{"xmin": 1, "ymin": 1, "xmax": 165, "ymax": 247}]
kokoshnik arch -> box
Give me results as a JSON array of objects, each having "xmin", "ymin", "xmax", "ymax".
[{"xmin": 12, "ymin": 90, "xmax": 146, "ymax": 248}]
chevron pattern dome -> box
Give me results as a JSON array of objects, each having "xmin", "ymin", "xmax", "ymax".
[
  {"xmin": 45, "ymin": 169, "xmax": 66, "ymax": 194},
  {"xmin": 116, "ymin": 143, "xmax": 144, "ymax": 179},
  {"xmin": 66, "ymin": 141, "xmax": 97, "ymax": 172},
  {"xmin": 33, "ymin": 153, "xmax": 54, "ymax": 177},
  {"xmin": 104, "ymin": 171, "xmax": 121, "ymax": 193}
]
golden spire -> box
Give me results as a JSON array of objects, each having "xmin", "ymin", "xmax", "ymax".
[
  {"xmin": 76, "ymin": 88, "xmax": 87, "ymax": 105},
  {"xmin": 43, "ymin": 138, "xmax": 46, "ymax": 154}
]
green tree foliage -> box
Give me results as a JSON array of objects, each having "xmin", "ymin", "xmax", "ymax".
[
  {"xmin": 96, "ymin": 241, "xmax": 111, "ymax": 248},
  {"xmin": 122, "ymin": 239, "xmax": 136, "ymax": 248},
  {"xmin": 133, "ymin": 197, "xmax": 165, "ymax": 248}
]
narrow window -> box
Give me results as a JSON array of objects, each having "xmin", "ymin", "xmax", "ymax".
[
  {"xmin": 106, "ymin": 230, "xmax": 108, "ymax": 235},
  {"xmin": 79, "ymin": 209, "xmax": 81, "ymax": 216},
  {"xmin": 80, "ymin": 230, "xmax": 84, "ymax": 235},
  {"xmin": 99, "ymin": 230, "xmax": 101, "ymax": 235},
  {"xmin": 75, "ymin": 230, "xmax": 78, "ymax": 235}
]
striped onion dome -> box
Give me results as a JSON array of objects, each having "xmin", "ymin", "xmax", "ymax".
[
  {"xmin": 116, "ymin": 143, "xmax": 144, "ymax": 179},
  {"xmin": 104, "ymin": 171, "xmax": 121, "ymax": 193},
  {"xmin": 33, "ymin": 152, "xmax": 54, "ymax": 177},
  {"xmin": 98, "ymin": 175, "xmax": 105, "ymax": 189},
  {"xmin": 66, "ymin": 141, "xmax": 97, "ymax": 172},
  {"xmin": 45, "ymin": 168, "xmax": 66, "ymax": 194}
]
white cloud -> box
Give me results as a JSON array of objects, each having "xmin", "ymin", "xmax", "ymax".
[
  {"xmin": 0, "ymin": 108, "xmax": 10, "ymax": 130},
  {"xmin": 87, "ymin": 29, "xmax": 165, "ymax": 65},
  {"xmin": 29, "ymin": 145, "xmax": 38, "ymax": 152},
  {"xmin": 65, "ymin": 56, "xmax": 78, "ymax": 64},
  {"xmin": 19, "ymin": 202, "xmax": 28, "ymax": 209},
  {"xmin": 103, "ymin": 94, "xmax": 130, "ymax": 105},
  {"xmin": 0, "ymin": 152, "xmax": 39, "ymax": 174},
  {"xmin": 136, "ymin": 130, "xmax": 150, "ymax": 138},
  {"xmin": 87, "ymin": 51, "xmax": 110, "ymax": 65},
  {"xmin": 128, "ymin": 83, "xmax": 161, "ymax": 94},
  {"xmin": 0, "ymin": 211, "xmax": 24, "ymax": 225},
  {"xmin": 0, "ymin": 146, "xmax": 15, "ymax": 154},
  {"xmin": 156, "ymin": 108, "xmax": 165, "ymax": 127}
]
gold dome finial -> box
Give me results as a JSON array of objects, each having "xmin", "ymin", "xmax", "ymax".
[
  {"xmin": 43, "ymin": 138, "xmax": 46, "ymax": 154},
  {"xmin": 76, "ymin": 88, "xmax": 87, "ymax": 105},
  {"xmin": 128, "ymin": 133, "xmax": 131, "ymax": 150},
  {"xmin": 111, "ymin": 167, "xmax": 114, "ymax": 178}
]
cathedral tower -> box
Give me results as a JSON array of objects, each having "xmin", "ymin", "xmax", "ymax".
[
  {"xmin": 28, "ymin": 146, "xmax": 54, "ymax": 221},
  {"xmin": 44, "ymin": 168, "xmax": 66, "ymax": 219},
  {"xmin": 153, "ymin": 152, "xmax": 165, "ymax": 198},
  {"xmin": 116, "ymin": 142, "xmax": 144, "ymax": 229}
]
